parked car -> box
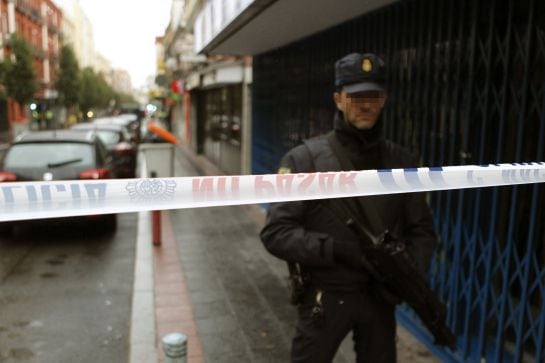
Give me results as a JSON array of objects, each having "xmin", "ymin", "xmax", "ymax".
[
  {"xmin": 71, "ymin": 123, "xmax": 137, "ymax": 178},
  {"xmin": 95, "ymin": 114, "xmax": 140, "ymax": 144},
  {"xmin": 0, "ymin": 130, "xmax": 117, "ymax": 235}
]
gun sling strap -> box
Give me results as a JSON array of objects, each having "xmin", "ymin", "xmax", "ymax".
[{"xmin": 323, "ymin": 132, "xmax": 389, "ymax": 233}]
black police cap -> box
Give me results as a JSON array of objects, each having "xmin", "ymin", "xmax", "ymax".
[{"xmin": 335, "ymin": 53, "xmax": 386, "ymax": 93}]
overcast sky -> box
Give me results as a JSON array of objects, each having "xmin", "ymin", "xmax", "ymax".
[{"xmin": 77, "ymin": 0, "xmax": 172, "ymax": 89}]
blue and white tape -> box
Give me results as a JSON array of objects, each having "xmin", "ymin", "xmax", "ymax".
[{"xmin": 0, "ymin": 162, "xmax": 544, "ymax": 222}]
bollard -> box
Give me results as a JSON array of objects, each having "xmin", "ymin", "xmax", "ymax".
[
  {"xmin": 150, "ymin": 171, "xmax": 161, "ymax": 246},
  {"xmin": 152, "ymin": 210, "xmax": 161, "ymax": 246},
  {"xmin": 162, "ymin": 333, "xmax": 187, "ymax": 363}
]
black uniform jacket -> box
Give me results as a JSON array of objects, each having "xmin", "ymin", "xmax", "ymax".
[{"xmin": 260, "ymin": 114, "xmax": 437, "ymax": 292}]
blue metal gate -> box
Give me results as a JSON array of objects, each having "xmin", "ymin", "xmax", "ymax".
[{"xmin": 252, "ymin": 0, "xmax": 545, "ymax": 361}]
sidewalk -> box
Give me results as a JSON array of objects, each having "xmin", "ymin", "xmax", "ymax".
[{"xmin": 149, "ymin": 145, "xmax": 439, "ymax": 362}]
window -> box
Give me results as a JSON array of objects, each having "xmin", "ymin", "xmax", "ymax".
[
  {"xmin": 5, "ymin": 143, "xmax": 95, "ymax": 168},
  {"xmin": 95, "ymin": 130, "xmax": 121, "ymax": 146}
]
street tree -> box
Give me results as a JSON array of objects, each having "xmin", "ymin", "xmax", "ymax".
[
  {"xmin": 4, "ymin": 34, "xmax": 38, "ymax": 106},
  {"xmin": 79, "ymin": 67, "xmax": 116, "ymax": 116},
  {"xmin": 95, "ymin": 73, "xmax": 115, "ymax": 108},
  {"xmin": 114, "ymin": 92, "xmax": 136, "ymax": 106},
  {"xmin": 56, "ymin": 45, "xmax": 80, "ymax": 108},
  {"xmin": 79, "ymin": 67, "xmax": 101, "ymax": 115},
  {"xmin": 0, "ymin": 61, "xmax": 9, "ymax": 101}
]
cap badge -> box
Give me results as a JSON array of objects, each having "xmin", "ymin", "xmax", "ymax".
[{"xmin": 362, "ymin": 58, "xmax": 372, "ymax": 72}]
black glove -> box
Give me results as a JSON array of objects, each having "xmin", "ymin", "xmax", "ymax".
[{"xmin": 333, "ymin": 241, "xmax": 363, "ymax": 269}]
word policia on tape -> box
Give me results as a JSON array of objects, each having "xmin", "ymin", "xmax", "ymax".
[{"xmin": 0, "ymin": 163, "xmax": 544, "ymax": 222}]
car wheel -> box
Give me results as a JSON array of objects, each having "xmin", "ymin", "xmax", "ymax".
[
  {"xmin": 0, "ymin": 222, "xmax": 13, "ymax": 238},
  {"xmin": 103, "ymin": 214, "xmax": 117, "ymax": 232}
]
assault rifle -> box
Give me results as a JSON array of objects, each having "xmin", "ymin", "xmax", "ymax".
[
  {"xmin": 288, "ymin": 131, "xmax": 457, "ymax": 349},
  {"xmin": 344, "ymin": 213, "xmax": 457, "ymax": 350}
]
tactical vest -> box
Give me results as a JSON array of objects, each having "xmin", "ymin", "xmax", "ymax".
[
  {"xmin": 288, "ymin": 132, "xmax": 343, "ymax": 174},
  {"xmin": 289, "ymin": 131, "xmax": 413, "ymax": 174}
]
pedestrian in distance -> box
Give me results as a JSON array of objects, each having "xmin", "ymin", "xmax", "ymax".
[{"xmin": 260, "ymin": 52, "xmax": 438, "ymax": 363}]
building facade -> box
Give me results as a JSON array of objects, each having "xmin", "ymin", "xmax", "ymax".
[
  {"xmin": 0, "ymin": 0, "xmax": 63, "ymax": 141},
  {"xmin": 111, "ymin": 68, "xmax": 132, "ymax": 95},
  {"xmin": 185, "ymin": 56, "xmax": 251, "ymax": 175},
  {"xmin": 55, "ymin": 0, "xmax": 93, "ymax": 68},
  {"xmin": 161, "ymin": 0, "xmax": 253, "ymax": 175},
  {"xmin": 192, "ymin": 0, "xmax": 545, "ymax": 362},
  {"xmin": 93, "ymin": 52, "xmax": 112, "ymax": 86}
]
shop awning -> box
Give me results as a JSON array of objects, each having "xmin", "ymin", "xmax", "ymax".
[{"xmin": 201, "ymin": 0, "xmax": 398, "ymax": 55}]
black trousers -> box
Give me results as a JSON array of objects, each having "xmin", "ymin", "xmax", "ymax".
[{"xmin": 291, "ymin": 289, "xmax": 397, "ymax": 363}]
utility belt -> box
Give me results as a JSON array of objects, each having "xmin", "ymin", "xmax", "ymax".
[
  {"xmin": 287, "ymin": 268, "xmax": 393, "ymax": 328},
  {"xmin": 287, "ymin": 262, "xmax": 375, "ymax": 305},
  {"xmin": 287, "ymin": 262, "xmax": 309, "ymax": 306}
]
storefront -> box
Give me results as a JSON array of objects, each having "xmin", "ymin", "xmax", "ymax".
[
  {"xmin": 202, "ymin": 84, "xmax": 242, "ymax": 175},
  {"xmin": 184, "ymin": 60, "xmax": 251, "ymax": 175},
  {"xmin": 195, "ymin": 0, "xmax": 545, "ymax": 361}
]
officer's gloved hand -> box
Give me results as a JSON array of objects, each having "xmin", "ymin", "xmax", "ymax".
[{"xmin": 333, "ymin": 241, "xmax": 363, "ymax": 269}]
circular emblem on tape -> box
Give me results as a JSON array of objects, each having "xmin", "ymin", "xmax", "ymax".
[
  {"xmin": 126, "ymin": 179, "xmax": 177, "ymax": 201},
  {"xmin": 362, "ymin": 58, "xmax": 372, "ymax": 73}
]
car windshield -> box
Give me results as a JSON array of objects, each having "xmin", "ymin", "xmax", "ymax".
[
  {"xmin": 4, "ymin": 143, "xmax": 94, "ymax": 168},
  {"xmin": 95, "ymin": 130, "xmax": 121, "ymax": 145}
]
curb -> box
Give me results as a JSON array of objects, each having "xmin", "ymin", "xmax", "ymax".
[{"xmin": 129, "ymin": 154, "xmax": 158, "ymax": 362}]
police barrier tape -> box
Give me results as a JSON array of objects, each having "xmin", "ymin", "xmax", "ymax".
[{"xmin": 0, "ymin": 162, "xmax": 544, "ymax": 222}]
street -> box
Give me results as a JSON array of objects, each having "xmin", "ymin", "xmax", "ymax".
[
  {"xmin": 0, "ymin": 214, "xmax": 137, "ymax": 363},
  {"xmin": 0, "ymin": 0, "xmax": 541, "ymax": 361}
]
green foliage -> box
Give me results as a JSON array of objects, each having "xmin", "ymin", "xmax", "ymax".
[
  {"xmin": 0, "ymin": 34, "xmax": 136, "ymax": 116},
  {"xmin": 79, "ymin": 67, "xmax": 115, "ymax": 113},
  {"xmin": 115, "ymin": 92, "xmax": 137, "ymax": 105},
  {"xmin": 0, "ymin": 61, "xmax": 9, "ymax": 101},
  {"xmin": 57, "ymin": 45, "xmax": 80, "ymax": 107},
  {"xmin": 4, "ymin": 34, "xmax": 38, "ymax": 105}
]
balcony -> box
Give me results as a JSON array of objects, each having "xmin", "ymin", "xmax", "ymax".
[
  {"xmin": 30, "ymin": 8, "xmax": 42, "ymax": 23},
  {"xmin": 16, "ymin": 2, "xmax": 42, "ymax": 23},
  {"xmin": 48, "ymin": 23, "xmax": 58, "ymax": 35}
]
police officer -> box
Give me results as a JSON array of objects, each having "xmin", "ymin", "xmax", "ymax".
[{"xmin": 260, "ymin": 53, "xmax": 438, "ymax": 362}]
